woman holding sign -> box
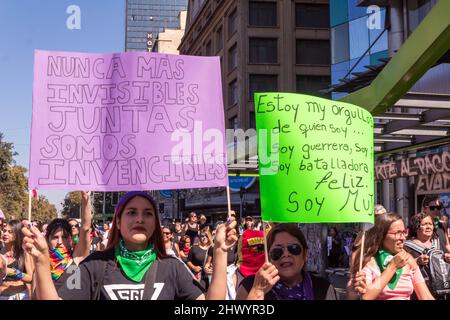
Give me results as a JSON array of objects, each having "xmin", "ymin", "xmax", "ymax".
[
  {"xmin": 352, "ymin": 213, "xmax": 435, "ymax": 300},
  {"xmin": 22, "ymin": 191, "xmax": 237, "ymax": 300},
  {"xmin": 236, "ymin": 224, "xmax": 336, "ymax": 300}
]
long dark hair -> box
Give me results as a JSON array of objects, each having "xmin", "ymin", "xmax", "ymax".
[
  {"xmin": 106, "ymin": 192, "xmax": 167, "ymax": 258},
  {"xmin": 7, "ymin": 220, "xmax": 25, "ymax": 268},
  {"xmin": 408, "ymin": 212, "xmax": 437, "ymax": 240},
  {"xmin": 351, "ymin": 212, "xmax": 403, "ymax": 275}
]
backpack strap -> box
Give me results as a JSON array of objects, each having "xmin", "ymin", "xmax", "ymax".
[
  {"xmin": 404, "ymin": 240, "xmax": 426, "ymax": 254},
  {"xmin": 142, "ymin": 259, "xmax": 159, "ymax": 300}
]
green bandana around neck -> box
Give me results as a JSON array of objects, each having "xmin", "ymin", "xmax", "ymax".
[
  {"xmin": 115, "ymin": 239, "xmax": 157, "ymax": 282},
  {"xmin": 374, "ymin": 250, "xmax": 403, "ymax": 290}
]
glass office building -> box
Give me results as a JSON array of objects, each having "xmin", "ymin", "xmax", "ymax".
[
  {"xmin": 126, "ymin": 0, "xmax": 187, "ymax": 52},
  {"xmin": 330, "ymin": 0, "xmax": 388, "ymax": 99}
]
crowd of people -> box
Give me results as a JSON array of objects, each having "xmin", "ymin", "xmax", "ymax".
[{"xmin": 0, "ymin": 191, "xmax": 449, "ymax": 300}]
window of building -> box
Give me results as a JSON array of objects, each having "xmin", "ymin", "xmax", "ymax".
[
  {"xmin": 349, "ymin": 16, "xmax": 369, "ymax": 60},
  {"xmin": 295, "ymin": 3, "xmax": 329, "ymax": 28},
  {"xmin": 249, "ymin": 74, "xmax": 278, "ymax": 100},
  {"xmin": 249, "ymin": 38, "xmax": 277, "ymax": 64},
  {"xmin": 331, "ymin": 23, "xmax": 349, "ymax": 64},
  {"xmin": 249, "ymin": 1, "xmax": 277, "ymax": 27},
  {"xmin": 228, "ymin": 9, "xmax": 238, "ymax": 37},
  {"xmin": 228, "ymin": 44, "xmax": 238, "ymax": 72},
  {"xmin": 229, "ymin": 79, "xmax": 238, "ymax": 106},
  {"xmin": 216, "ymin": 27, "xmax": 223, "ymax": 52},
  {"xmin": 296, "ymin": 40, "xmax": 330, "ymax": 65},
  {"xmin": 296, "ymin": 75, "xmax": 330, "ymax": 98}
]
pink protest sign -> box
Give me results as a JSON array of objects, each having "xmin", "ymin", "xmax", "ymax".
[{"xmin": 29, "ymin": 50, "xmax": 228, "ymax": 191}]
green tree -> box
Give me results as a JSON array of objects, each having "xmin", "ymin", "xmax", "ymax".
[
  {"xmin": 61, "ymin": 191, "xmax": 82, "ymax": 219},
  {"xmin": 31, "ymin": 195, "xmax": 57, "ymax": 223},
  {"xmin": 0, "ymin": 133, "xmax": 28, "ymax": 219}
]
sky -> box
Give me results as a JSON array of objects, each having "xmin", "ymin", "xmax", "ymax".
[{"xmin": 0, "ymin": 0, "xmax": 125, "ymax": 212}]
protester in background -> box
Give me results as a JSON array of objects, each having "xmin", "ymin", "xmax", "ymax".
[
  {"xmin": 422, "ymin": 195, "xmax": 450, "ymax": 253},
  {"xmin": 179, "ymin": 235, "xmax": 192, "ymax": 263},
  {"xmin": 23, "ymin": 191, "xmax": 237, "ymax": 300},
  {"xmin": 184, "ymin": 212, "xmax": 199, "ymax": 244},
  {"xmin": 244, "ymin": 216, "xmax": 254, "ymax": 230},
  {"xmin": 198, "ymin": 214, "xmax": 210, "ymax": 232},
  {"xmin": 68, "ymin": 218, "xmax": 80, "ymax": 244},
  {"xmin": 351, "ymin": 212, "xmax": 435, "ymax": 300},
  {"xmin": 327, "ymin": 227, "xmax": 341, "ymax": 268},
  {"xmin": 100, "ymin": 222, "xmax": 110, "ymax": 250},
  {"xmin": 173, "ymin": 219, "xmax": 184, "ymax": 244},
  {"xmin": 237, "ymin": 224, "xmax": 336, "ymax": 300},
  {"xmin": 90, "ymin": 223, "xmax": 101, "ymax": 253},
  {"xmin": 405, "ymin": 212, "xmax": 450, "ymax": 299},
  {"xmin": 0, "ymin": 220, "xmax": 34, "ymax": 300},
  {"xmin": 162, "ymin": 225, "xmax": 180, "ymax": 258},
  {"xmin": 187, "ymin": 228, "xmax": 213, "ymax": 290},
  {"xmin": 34, "ymin": 191, "xmax": 92, "ymax": 297}
]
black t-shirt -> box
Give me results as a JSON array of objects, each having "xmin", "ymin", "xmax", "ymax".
[
  {"xmin": 57, "ymin": 249, "xmax": 203, "ymax": 300},
  {"xmin": 185, "ymin": 224, "xmax": 199, "ymax": 243},
  {"xmin": 187, "ymin": 246, "xmax": 208, "ymax": 267},
  {"xmin": 207, "ymin": 245, "xmax": 237, "ymax": 266},
  {"xmin": 239, "ymin": 273, "xmax": 336, "ymax": 300}
]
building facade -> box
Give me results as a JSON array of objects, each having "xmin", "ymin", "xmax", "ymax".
[
  {"xmin": 329, "ymin": 0, "xmax": 450, "ymax": 224},
  {"xmin": 125, "ymin": 0, "xmax": 187, "ymax": 52}
]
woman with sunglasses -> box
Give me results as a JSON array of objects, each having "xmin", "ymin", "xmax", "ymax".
[
  {"xmin": 31, "ymin": 191, "xmax": 92, "ymax": 298},
  {"xmin": 186, "ymin": 228, "xmax": 213, "ymax": 290},
  {"xmin": 23, "ymin": 191, "xmax": 237, "ymax": 300},
  {"xmin": 237, "ymin": 224, "xmax": 336, "ymax": 300},
  {"xmin": 0, "ymin": 220, "xmax": 34, "ymax": 300},
  {"xmin": 422, "ymin": 195, "xmax": 450, "ymax": 253},
  {"xmin": 352, "ymin": 212, "xmax": 435, "ymax": 300},
  {"xmin": 162, "ymin": 225, "xmax": 180, "ymax": 258}
]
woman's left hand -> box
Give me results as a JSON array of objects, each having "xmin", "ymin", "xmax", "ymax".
[{"xmin": 214, "ymin": 217, "xmax": 237, "ymax": 252}]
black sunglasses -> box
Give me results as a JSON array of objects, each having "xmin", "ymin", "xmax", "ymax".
[
  {"xmin": 269, "ymin": 244, "xmax": 302, "ymax": 261},
  {"xmin": 429, "ymin": 205, "xmax": 442, "ymax": 211}
]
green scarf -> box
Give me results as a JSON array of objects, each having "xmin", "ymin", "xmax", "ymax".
[
  {"xmin": 115, "ymin": 239, "xmax": 157, "ymax": 282},
  {"xmin": 374, "ymin": 250, "xmax": 403, "ymax": 290}
]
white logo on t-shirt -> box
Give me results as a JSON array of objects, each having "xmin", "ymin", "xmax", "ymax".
[{"xmin": 104, "ymin": 283, "xmax": 165, "ymax": 300}]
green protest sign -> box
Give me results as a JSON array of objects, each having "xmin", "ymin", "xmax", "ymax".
[{"xmin": 255, "ymin": 92, "xmax": 374, "ymax": 223}]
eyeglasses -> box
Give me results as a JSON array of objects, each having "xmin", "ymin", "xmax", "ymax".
[
  {"xmin": 162, "ymin": 232, "xmax": 171, "ymax": 235},
  {"xmin": 428, "ymin": 205, "xmax": 442, "ymax": 211},
  {"xmin": 387, "ymin": 230, "xmax": 408, "ymax": 239},
  {"xmin": 200, "ymin": 234, "xmax": 208, "ymax": 238},
  {"xmin": 70, "ymin": 224, "xmax": 79, "ymax": 229},
  {"xmin": 269, "ymin": 244, "xmax": 302, "ymax": 261}
]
